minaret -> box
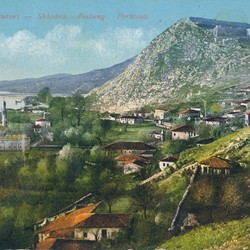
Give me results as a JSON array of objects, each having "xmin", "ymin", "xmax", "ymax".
[{"xmin": 2, "ymin": 100, "xmax": 7, "ymax": 127}]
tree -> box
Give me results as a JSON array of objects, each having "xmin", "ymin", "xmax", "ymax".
[
  {"xmin": 0, "ymin": 206, "xmax": 16, "ymax": 249},
  {"xmin": 35, "ymin": 158, "xmax": 51, "ymax": 191},
  {"xmin": 132, "ymin": 184, "xmax": 155, "ymax": 219},
  {"xmin": 49, "ymin": 97, "xmax": 67, "ymax": 122},
  {"xmin": 68, "ymin": 94, "xmax": 85, "ymax": 126},
  {"xmin": 195, "ymin": 124, "xmax": 213, "ymax": 139},
  {"xmin": 98, "ymin": 169, "xmax": 124, "ymax": 213},
  {"xmin": 56, "ymin": 144, "xmax": 85, "ymax": 190},
  {"xmin": 37, "ymin": 87, "xmax": 52, "ymax": 103},
  {"xmin": 168, "ymin": 140, "xmax": 192, "ymax": 154},
  {"xmin": 209, "ymin": 103, "xmax": 222, "ymax": 115}
]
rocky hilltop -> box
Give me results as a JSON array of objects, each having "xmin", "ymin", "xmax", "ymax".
[{"xmin": 91, "ymin": 17, "xmax": 250, "ymax": 112}]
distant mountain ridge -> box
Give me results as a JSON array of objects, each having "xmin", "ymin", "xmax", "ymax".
[
  {"xmin": 0, "ymin": 57, "xmax": 135, "ymax": 94},
  {"xmin": 90, "ymin": 17, "xmax": 250, "ymax": 112}
]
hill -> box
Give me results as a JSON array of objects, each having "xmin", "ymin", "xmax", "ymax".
[
  {"xmin": 0, "ymin": 57, "xmax": 134, "ymax": 94},
  {"xmin": 159, "ymin": 217, "xmax": 250, "ymax": 250},
  {"xmin": 90, "ymin": 17, "xmax": 250, "ymax": 112}
]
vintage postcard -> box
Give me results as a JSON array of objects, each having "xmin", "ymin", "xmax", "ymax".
[{"xmin": 0, "ymin": 0, "xmax": 249, "ymax": 249}]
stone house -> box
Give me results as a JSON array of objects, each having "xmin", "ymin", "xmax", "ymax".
[
  {"xmin": 198, "ymin": 156, "xmax": 232, "ymax": 175},
  {"xmin": 170, "ymin": 125, "xmax": 198, "ymax": 140}
]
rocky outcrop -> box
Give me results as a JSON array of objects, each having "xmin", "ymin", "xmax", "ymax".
[{"xmin": 91, "ymin": 18, "xmax": 250, "ymax": 112}]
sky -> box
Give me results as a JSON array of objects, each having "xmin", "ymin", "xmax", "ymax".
[{"xmin": 0, "ymin": 0, "xmax": 250, "ymax": 80}]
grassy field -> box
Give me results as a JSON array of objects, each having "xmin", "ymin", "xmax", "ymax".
[
  {"xmin": 104, "ymin": 122, "xmax": 158, "ymax": 143},
  {"xmin": 159, "ymin": 216, "xmax": 250, "ymax": 250}
]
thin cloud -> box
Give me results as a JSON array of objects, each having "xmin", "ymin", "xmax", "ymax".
[{"xmin": 0, "ymin": 25, "xmax": 159, "ymax": 80}]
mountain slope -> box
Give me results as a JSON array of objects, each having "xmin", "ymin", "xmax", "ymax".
[
  {"xmin": 91, "ymin": 18, "xmax": 250, "ymax": 112},
  {"xmin": 0, "ymin": 57, "xmax": 134, "ymax": 94}
]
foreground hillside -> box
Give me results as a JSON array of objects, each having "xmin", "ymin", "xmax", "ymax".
[
  {"xmin": 159, "ymin": 217, "xmax": 250, "ymax": 250},
  {"xmin": 91, "ymin": 17, "xmax": 250, "ymax": 112}
]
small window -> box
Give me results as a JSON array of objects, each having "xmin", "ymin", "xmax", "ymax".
[
  {"xmin": 101, "ymin": 229, "xmax": 107, "ymax": 239},
  {"xmin": 83, "ymin": 232, "xmax": 88, "ymax": 238},
  {"xmin": 203, "ymin": 167, "xmax": 208, "ymax": 174}
]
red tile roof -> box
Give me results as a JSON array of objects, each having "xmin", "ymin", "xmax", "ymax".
[
  {"xmin": 50, "ymin": 239, "xmax": 96, "ymax": 250},
  {"xmin": 36, "ymin": 238, "xmax": 57, "ymax": 250},
  {"xmin": 124, "ymin": 159, "xmax": 147, "ymax": 168},
  {"xmin": 76, "ymin": 214, "xmax": 131, "ymax": 228},
  {"xmin": 115, "ymin": 154, "xmax": 147, "ymax": 163},
  {"xmin": 38, "ymin": 203, "xmax": 99, "ymax": 234},
  {"xmin": 199, "ymin": 156, "xmax": 232, "ymax": 169},
  {"xmin": 36, "ymin": 238, "xmax": 96, "ymax": 250}
]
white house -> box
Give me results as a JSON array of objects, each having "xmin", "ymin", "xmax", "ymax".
[
  {"xmin": 159, "ymin": 155, "xmax": 178, "ymax": 171},
  {"xmin": 74, "ymin": 214, "xmax": 131, "ymax": 241},
  {"xmin": 203, "ymin": 117, "xmax": 226, "ymax": 126},
  {"xmin": 119, "ymin": 115, "xmax": 144, "ymax": 125},
  {"xmin": 35, "ymin": 118, "xmax": 51, "ymax": 127}
]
